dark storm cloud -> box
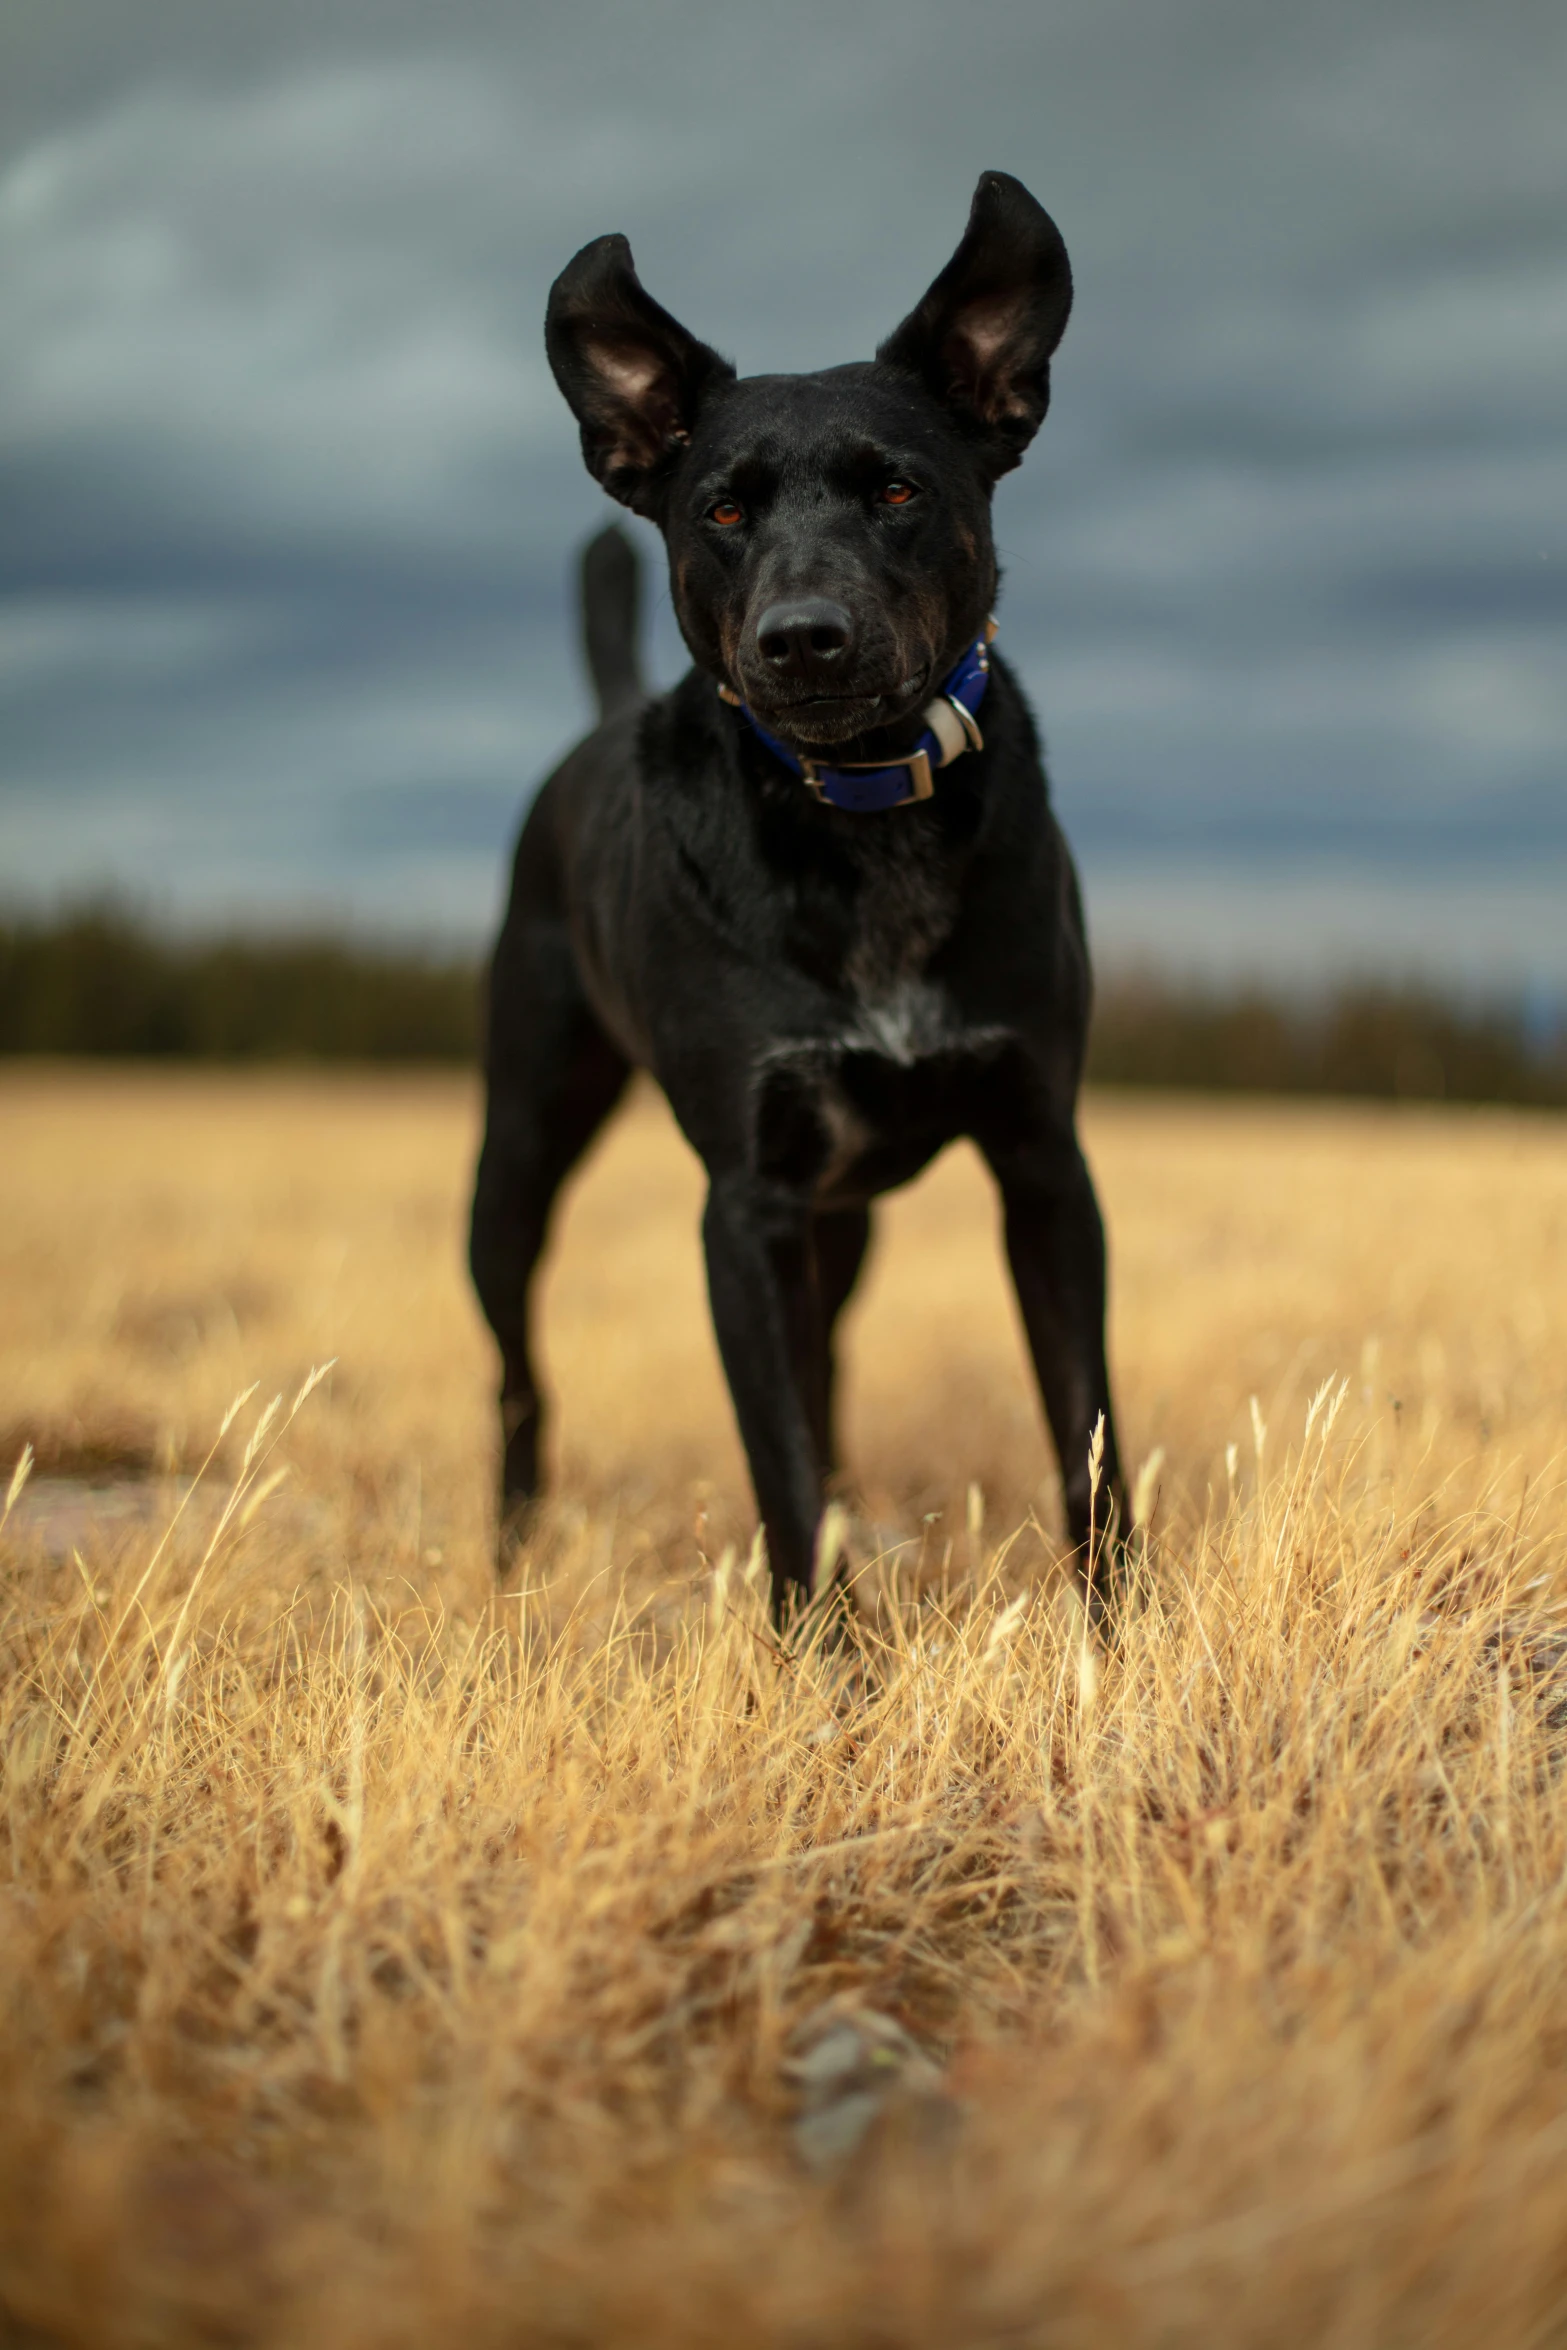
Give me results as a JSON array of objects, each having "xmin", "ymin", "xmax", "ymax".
[{"xmin": 1, "ymin": 0, "xmax": 1564, "ymax": 970}]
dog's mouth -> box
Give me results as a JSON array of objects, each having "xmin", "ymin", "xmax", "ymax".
[{"xmin": 739, "ymin": 670, "xmax": 932, "ymax": 752}]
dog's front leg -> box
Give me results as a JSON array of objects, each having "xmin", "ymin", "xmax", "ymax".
[
  {"xmin": 702, "ymin": 1172, "xmax": 827, "ymax": 1626},
  {"xmin": 987, "ymin": 1136, "xmax": 1126, "ymax": 1617}
]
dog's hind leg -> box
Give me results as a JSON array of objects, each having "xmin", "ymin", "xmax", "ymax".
[{"xmin": 470, "ymin": 911, "xmax": 629, "ymax": 1561}]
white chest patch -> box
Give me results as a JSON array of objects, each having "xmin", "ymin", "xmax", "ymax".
[
  {"xmin": 841, "ymin": 979, "xmax": 950, "ymax": 1065},
  {"xmin": 840, "ymin": 979, "xmax": 1010, "ymax": 1068}
]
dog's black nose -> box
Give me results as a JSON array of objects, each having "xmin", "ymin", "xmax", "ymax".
[{"xmin": 754, "ymin": 598, "xmax": 855, "ymax": 681}]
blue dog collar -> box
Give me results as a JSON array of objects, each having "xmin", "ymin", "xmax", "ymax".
[{"xmin": 719, "ymin": 621, "xmax": 996, "ymax": 812}]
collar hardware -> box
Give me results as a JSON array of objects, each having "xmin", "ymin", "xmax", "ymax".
[{"xmin": 801, "ymin": 743, "xmax": 935, "ymax": 807}]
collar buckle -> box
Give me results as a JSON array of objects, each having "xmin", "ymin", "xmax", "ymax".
[{"xmin": 800, "ymin": 745, "xmax": 935, "ymax": 808}]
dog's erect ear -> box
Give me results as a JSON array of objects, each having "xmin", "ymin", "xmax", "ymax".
[
  {"xmin": 545, "ymin": 234, "xmax": 735, "ymax": 515},
  {"xmin": 877, "ymin": 172, "xmax": 1072, "ymax": 475}
]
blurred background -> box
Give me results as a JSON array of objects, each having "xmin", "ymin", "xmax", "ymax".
[{"xmin": 2, "ymin": 0, "xmax": 1564, "ymax": 1085}]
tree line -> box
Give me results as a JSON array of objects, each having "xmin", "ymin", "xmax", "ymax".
[{"xmin": 2, "ymin": 906, "xmax": 1563, "ymax": 1107}]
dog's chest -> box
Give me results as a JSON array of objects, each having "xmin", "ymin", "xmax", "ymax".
[
  {"xmin": 754, "ymin": 977, "xmax": 1008, "ymax": 1202},
  {"xmin": 836, "ymin": 816, "xmax": 956, "ymax": 1001},
  {"xmin": 748, "ymin": 821, "xmax": 1016, "ymax": 1199},
  {"xmin": 756, "ymin": 830, "xmax": 1013, "ymax": 1199}
]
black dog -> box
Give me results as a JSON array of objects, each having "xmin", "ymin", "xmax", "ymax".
[{"xmin": 472, "ymin": 170, "xmax": 1124, "ymax": 1626}]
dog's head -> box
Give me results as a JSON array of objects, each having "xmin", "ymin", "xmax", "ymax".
[{"xmin": 545, "ymin": 172, "xmax": 1071, "ymax": 753}]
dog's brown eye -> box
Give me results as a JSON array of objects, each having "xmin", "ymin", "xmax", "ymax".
[
  {"xmin": 879, "ymin": 480, "xmax": 916, "ymax": 505},
  {"xmin": 708, "ymin": 499, "xmax": 744, "ymax": 527}
]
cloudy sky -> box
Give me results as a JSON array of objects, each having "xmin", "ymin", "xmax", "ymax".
[{"xmin": 3, "ymin": 0, "xmax": 1564, "ymax": 983}]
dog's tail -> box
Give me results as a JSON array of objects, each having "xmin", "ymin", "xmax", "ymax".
[{"xmin": 580, "ymin": 525, "xmax": 645, "ymax": 722}]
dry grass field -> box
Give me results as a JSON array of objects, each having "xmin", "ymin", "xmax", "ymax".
[{"xmin": 2, "ymin": 1062, "xmax": 1566, "ymax": 2348}]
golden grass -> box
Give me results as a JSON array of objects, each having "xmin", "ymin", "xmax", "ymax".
[{"xmin": 2, "ymin": 1063, "xmax": 1566, "ymax": 2348}]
